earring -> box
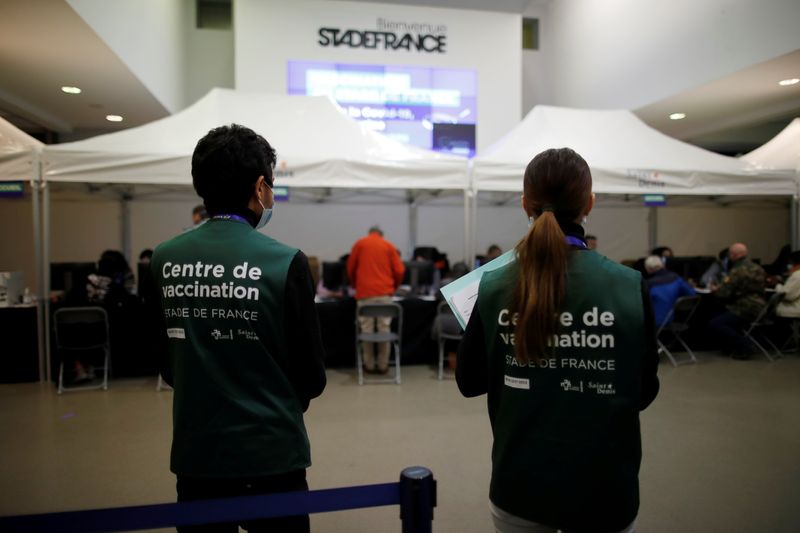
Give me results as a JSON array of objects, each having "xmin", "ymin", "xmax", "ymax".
[{"xmin": 582, "ymin": 216, "xmax": 588, "ymax": 226}]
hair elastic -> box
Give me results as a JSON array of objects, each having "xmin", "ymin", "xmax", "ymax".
[{"xmin": 541, "ymin": 205, "xmax": 556, "ymax": 212}]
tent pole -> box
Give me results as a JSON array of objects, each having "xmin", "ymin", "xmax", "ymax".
[
  {"xmin": 43, "ymin": 180, "xmax": 51, "ymax": 384},
  {"xmin": 470, "ymin": 188, "xmax": 478, "ymax": 269},
  {"xmin": 463, "ymin": 188, "xmax": 470, "ymax": 266},
  {"xmin": 648, "ymin": 206, "xmax": 658, "ymax": 252},
  {"xmin": 408, "ymin": 194, "xmax": 418, "ymax": 259},
  {"xmin": 121, "ymin": 190, "xmax": 133, "ymax": 263},
  {"xmin": 792, "ymin": 192, "xmax": 799, "ymax": 250},
  {"xmin": 31, "ymin": 154, "xmax": 45, "ymax": 382}
]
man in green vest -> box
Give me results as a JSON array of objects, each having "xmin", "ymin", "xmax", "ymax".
[{"xmin": 151, "ymin": 124, "xmax": 326, "ymax": 532}]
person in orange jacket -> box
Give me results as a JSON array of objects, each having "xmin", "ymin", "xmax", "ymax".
[{"xmin": 347, "ymin": 226, "xmax": 405, "ymax": 373}]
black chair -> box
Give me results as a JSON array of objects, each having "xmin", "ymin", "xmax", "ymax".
[
  {"xmin": 53, "ymin": 307, "xmax": 110, "ymax": 393},
  {"xmin": 657, "ymin": 295, "xmax": 701, "ymax": 367},
  {"xmin": 744, "ymin": 292, "xmax": 785, "ymax": 361},
  {"xmin": 434, "ymin": 301, "xmax": 462, "ymax": 380}
]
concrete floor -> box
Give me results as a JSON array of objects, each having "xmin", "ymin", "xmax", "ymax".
[{"xmin": 0, "ymin": 354, "xmax": 799, "ymax": 532}]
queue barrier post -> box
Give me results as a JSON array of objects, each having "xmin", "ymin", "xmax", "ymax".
[{"xmin": 400, "ymin": 466, "xmax": 436, "ymax": 533}]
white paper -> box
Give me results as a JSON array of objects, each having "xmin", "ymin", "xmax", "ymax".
[{"xmin": 439, "ymin": 250, "xmax": 515, "ymax": 329}]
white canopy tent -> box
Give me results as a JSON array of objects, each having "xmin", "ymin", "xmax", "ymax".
[
  {"xmin": 42, "ymin": 88, "xmax": 467, "ymax": 190},
  {"xmin": 0, "ymin": 115, "xmax": 42, "ymax": 182},
  {"xmin": 37, "ymin": 89, "xmax": 470, "ymax": 379},
  {"xmin": 468, "ymin": 105, "xmax": 799, "ymax": 263},
  {"xmin": 742, "ymin": 117, "xmax": 800, "ymax": 173},
  {"xmin": 472, "ymin": 105, "xmax": 795, "ymax": 195}
]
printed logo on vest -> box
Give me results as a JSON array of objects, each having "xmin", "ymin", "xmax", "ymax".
[
  {"xmin": 504, "ymin": 375, "xmax": 530, "ymax": 390},
  {"xmin": 588, "ymin": 381, "xmax": 616, "ymax": 395},
  {"xmin": 166, "ymin": 328, "xmax": 185, "ymax": 339},
  {"xmin": 211, "ymin": 329, "xmax": 234, "ymax": 340},
  {"xmin": 560, "ymin": 379, "xmax": 584, "ymax": 393}
]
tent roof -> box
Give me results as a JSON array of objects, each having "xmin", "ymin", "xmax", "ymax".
[
  {"xmin": 42, "ymin": 88, "xmax": 467, "ymax": 189},
  {"xmin": 0, "ymin": 116, "xmax": 43, "ymax": 182},
  {"xmin": 472, "ymin": 105, "xmax": 796, "ymax": 196},
  {"xmin": 741, "ymin": 117, "xmax": 800, "ymax": 172}
]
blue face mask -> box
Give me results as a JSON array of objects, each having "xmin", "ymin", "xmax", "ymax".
[{"xmin": 256, "ymin": 184, "xmax": 273, "ymax": 229}]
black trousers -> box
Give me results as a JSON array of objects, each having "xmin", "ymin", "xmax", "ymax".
[
  {"xmin": 708, "ymin": 311, "xmax": 752, "ymax": 357},
  {"xmin": 176, "ymin": 469, "xmax": 309, "ymax": 533}
]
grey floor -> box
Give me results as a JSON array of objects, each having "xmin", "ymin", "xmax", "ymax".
[{"xmin": 1, "ymin": 353, "xmax": 799, "ymax": 532}]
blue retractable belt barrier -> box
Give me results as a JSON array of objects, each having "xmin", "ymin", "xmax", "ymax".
[{"xmin": 0, "ymin": 467, "xmax": 436, "ymax": 533}]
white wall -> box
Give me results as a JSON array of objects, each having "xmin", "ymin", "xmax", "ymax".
[
  {"xmin": 473, "ymin": 198, "xmax": 789, "ymax": 263},
  {"xmin": 68, "ymin": 0, "xmax": 187, "ymax": 113},
  {"xmin": 531, "ymin": 0, "xmax": 800, "ymax": 110},
  {"xmin": 658, "ymin": 204, "xmax": 789, "ymax": 262},
  {"xmin": 68, "ymin": 0, "xmax": 234, "ymax": 112},
  {"xmin": 521, "ymin": 3, "xmax": 552, "ymax": 114},
  {"xmin": 0, "ymin": 191, "xmax": 36, "ymax": 292},
  {"xmin": 234, "ymin": 0, "xmax": 521, "ymax": 152},
  {"xmin": 183, "ymin": 0, "xmax": 235, "ymax": 107}
]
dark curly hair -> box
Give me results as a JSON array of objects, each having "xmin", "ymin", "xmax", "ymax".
[{"xmin": 191, "ymin": 124, "xmax": 276, "ymax": 214}]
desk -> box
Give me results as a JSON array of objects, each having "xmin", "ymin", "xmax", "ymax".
[
  {"xmin": 0, "ymin": 305, "xmax": 39, "ymax": 383},
  {"xmin": 315, "ymin": 297, "xmax": 439, "ymax": 368}
]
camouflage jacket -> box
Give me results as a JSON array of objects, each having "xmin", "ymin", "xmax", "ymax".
[{"xmin": 715, "ymin": 258, "xmax": 766, "ymax": 320}]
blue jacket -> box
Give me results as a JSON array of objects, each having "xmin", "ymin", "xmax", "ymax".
[{"xmin": 646, "ymin": 269, "xmax": 696, "ymax": 327}]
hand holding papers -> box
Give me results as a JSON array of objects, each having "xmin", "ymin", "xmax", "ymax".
[{"xmin": 440, "ymin": 250, "xmax": 515, "ymax": 329}]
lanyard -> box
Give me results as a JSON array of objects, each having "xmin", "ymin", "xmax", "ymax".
[
  {"xmin": 565, "ymin": 236, "xmax": 588, "ymax": 249},
  {"xmin": 212, "ymin": 214, "xmax": 250, "ymax": 225}
]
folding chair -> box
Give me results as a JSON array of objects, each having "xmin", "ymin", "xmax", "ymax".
[
  {"xmin": 355, "ymin": 302, "xmax": 402, "ymax": 385},
  {"xmin": 743, "ymin": 292, "xmax": 785, "ymax": 361},
  {"xmin": 657, "ymin": 295, "xmax": 701, "ymax": 367},
  {"xmin": 53, "ymin": 306, "xmax": 110, "ymax": 394},
  {"xmin": 435, "ymin": 301, "xmax": 462, "ymax": 380}
]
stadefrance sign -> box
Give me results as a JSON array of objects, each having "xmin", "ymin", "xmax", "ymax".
[{"xmin": 318, "ymin": 17, "xmax": 447, "ymax": 53}]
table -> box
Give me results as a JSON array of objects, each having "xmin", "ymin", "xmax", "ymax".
[
  {"xmin": 0, "ymin": 305, "xmax": 39, "ymax": 383},
  {"xmin": 315, "ymin": 297, "xmax": 439, "ymax": 368}
]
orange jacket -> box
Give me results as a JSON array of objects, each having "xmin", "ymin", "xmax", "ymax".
[{"xmin": 347, "ymin": 232, "xmax": 405, "ymax": 299}]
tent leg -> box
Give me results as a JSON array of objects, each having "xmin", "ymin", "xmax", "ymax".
[
  {"xmin": 31, "ymin": 159, "xmax": 45, "ymax": 382},
  {"xmin": 121, "ymin": 191, "xmax": 132, "ymax": 263},
  {"xmin": 648, "ymin": 207, "xmax": 658, "ymax": 252},
  {"xmin": 43, "ymin": 181, "xmax": 51, "ymax": 384},
  {"xmin": 791, "ymin": 195, "xmax": 799, "ymax": 250},
  {"xmin": 408, "ymin": 196, "xmax": 418, "ymax": 259},
  {"xmin": 463, "ymin": 189, "xmax": 471, "ymax": 266},
  {"xmin": 470, "ymin": 189, "xmax": 478, "ymax": 269}
]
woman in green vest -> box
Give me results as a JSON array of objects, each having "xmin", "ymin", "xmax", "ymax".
[{"xmin": 457, "ymin": 147, "xmax": 659, "ymax": 533}]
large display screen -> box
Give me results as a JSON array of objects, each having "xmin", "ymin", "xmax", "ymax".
[{"xmin": 288, "ymin": 61, "xmax": 476, "ymax": 156}]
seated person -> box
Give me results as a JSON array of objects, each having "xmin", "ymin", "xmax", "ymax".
[
  {"xmin": 645, "ymin": 255, "xmax": 695, "ymax": 327},
  {"xmin": 651, "ymin": 246, "xmax": 674, "ymax": 270},
  {"xmin": 776, "ymin": 250, "xmax": 800, "ymax": 319},
  {"xmin": 87, "ymin": 250, "xmax": 135, "ymax": 304},
  {"xmin": 700, "ymin": 248, "xmax": 729, "ymax": 289},
  {"xmin": 708, "ymin": 243, "xmax": 766, "ymax": 359},
  {"xmin": 478, "ymin": 245, "xmax": 503, "ymax": 267},
  {"xmin": 485, "ymin": 244, "xmax": 502, "ymax": 262}
]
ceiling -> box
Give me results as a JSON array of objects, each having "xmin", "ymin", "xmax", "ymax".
[
  {"xmin": 0, "ymin": 0, "xmax": 798, "ymax": 155},
  {"xmin": 0, "ymin": 0, "xmax": 168, "ymax": 139}
]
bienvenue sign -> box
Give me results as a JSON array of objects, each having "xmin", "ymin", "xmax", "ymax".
[{"xmin": 318, "ymin": 18, "xmax": 447, "ymax": 53}]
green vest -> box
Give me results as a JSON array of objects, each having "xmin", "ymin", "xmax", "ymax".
[
  {"xmin": 152, "ymin": 218, "xmax": 310, "ymax": 478},
  {"xmin": 477, "ymin": 250, "xmax": 646, "ymax": 530}
]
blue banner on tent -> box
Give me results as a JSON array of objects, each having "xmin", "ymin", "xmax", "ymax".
[
  {"xmin": 644, "ymin": 194, "xmax": 666, "ymax": 207},
  {"xmin": 0, "ymin": 181, "xmax": 24, "ymax": 198},
  {"xmin": 273, "ymin": 185, "xmax": 290, "ymax": 202}
]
